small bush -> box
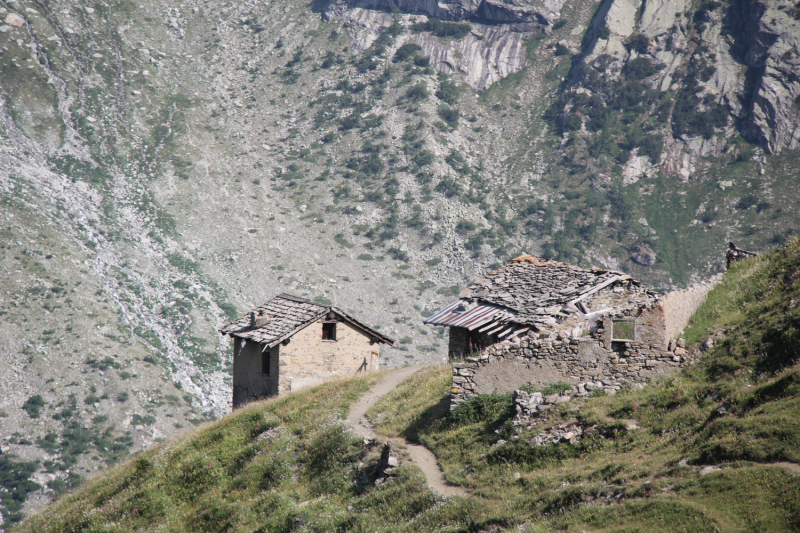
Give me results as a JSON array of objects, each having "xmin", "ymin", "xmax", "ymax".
[
  {"xmin": 519, "ymin": 381, "xmax": 573, "ymax": 396},
  {"xmin": 22, "ymin": 395, "xmax": 46, "ymax": 418},
  {"xmin": 405, "ymin": 82, "xmax": 429, "ymax": 101},
  {"xmin": 627, "ymin": 33, "xmax": 649, "ymax": 54},
  {"xmin": 437, "ymin": 105, "xmax": 460, "ymax": 128},
  {"xmin": 456, "ymin": 220, "xmax": 476, "ymax": 234},
  {"xmin": 411, "ymin": 19, "xmax": 471, "ymax": 39},
  {"xmin": 393, "ymin": 43, "xmax": 423, "ymax": 63},
  {"xmin": 436, "ymin": 80, "xmax": 458, "ymax": 104},
  {"xmin": 415, "ymin": 150, "xmax": 434, "ymax": 166},
  {"xmin": 450, "ymin": 393, "xmax": 513, "ymax": 426},
  {"xmin": 736, "ymin": 194, "xmax": 759, "ymax": 210}
]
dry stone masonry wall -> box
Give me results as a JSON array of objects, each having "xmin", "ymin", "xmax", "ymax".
[{"xmin": 451, "ymin": 327, "xmax": 695, "ymax": 408}]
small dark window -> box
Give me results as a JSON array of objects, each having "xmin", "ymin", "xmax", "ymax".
[
  {"xmin": 612, "ymin": 320, "xmax": 636, "ymax": 341},
  {"xmin": 262, "ymin": 351, "xmax": 271, "ymax": 376},
  {"xmin": 322, "ymin": 322, "xmax": 337, "ymax": 341}
]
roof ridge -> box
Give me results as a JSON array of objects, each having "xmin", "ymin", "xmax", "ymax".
[{"xmin": 275, "ymin": 293, "xmax": 328, "ymax": 306}]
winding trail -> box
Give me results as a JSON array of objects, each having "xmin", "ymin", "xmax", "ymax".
[{"xmin": 347, "ymin": 368, "xmax": 467, "ymax": 497}]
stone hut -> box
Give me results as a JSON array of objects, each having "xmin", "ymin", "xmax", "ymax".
[
  {"xmin": 424, "ymin": 255, "xmax": 714, "ymax": 408},
  {"xmin": 220, "ymin": 293, "xmax": 393, "ymax": 408}
]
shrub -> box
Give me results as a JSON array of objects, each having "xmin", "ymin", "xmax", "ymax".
[
  {"xmin": 411, "ymin": 18, "xmax": 471, "ymax": 39},
  {"xmin": 456, "ymin": 220, "xmax": 476, "ymax": 234},
  {"xmin": 22, "ymin": 395, "xmax": 46, "ymax": 418},
  {"xmin": 387, "ymin": 247, "xmax": 409, "ymax": 261},
  {"xmin": 519, "ymin": 381, "xmax": 573, "ymax": 396},
  {"xmin": 450, "ymin": 393, "xmax": 513, "ymax": 426},
  {"xmin": 339, "ymin": 113, "xmax": 360, "ymax": 130},
  {"xmin": 623, "ymin": 57, "xmax": 662, "ymax": 80},
  {"xmin": 415, "ymin": 150, "xmax": 434, "ymax": 166},
  {"xmin": 597, "ymin": 26, "xmax": 611, "ymax": 40},
  {"xmin": 736, "ymin": 194, "xmax": 759, "ymax": 210},
  {"xmin": 627, "ymin": 33, "xmax": 649, "ymax": 54},
  {"xmin": 437, "ymin": 104, "xmax": 460, "ymax": 128},
  {"xmin": 393, "ymin": 43, "xmax": 423, "ymax": 63},
  {"xmin": 405, "ymin": 82, "xmax": 428, "ymax": 101},
  {"xmin": 436, "ymin": 178, "xmax": 462, "ymax": 198},
  {"xmin": 436, "ymin": 80, "xmax": 458, "ymax": 104}
]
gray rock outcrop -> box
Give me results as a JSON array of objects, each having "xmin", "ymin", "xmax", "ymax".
[
  {"xmin": 323, "ymin": 0, "xmax": 566, "ymax": 24},
  {"xmin": 738, "ymin": 0, "xmax": 800, "ymax": 154},
  {"xmin": 334, "ymin": 7, "xmax": 541, "ymax": 89}
]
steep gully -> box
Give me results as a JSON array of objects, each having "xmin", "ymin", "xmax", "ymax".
[{"xmin": 346, "ymin": 367, "xmax": 468, "ymax": 497}]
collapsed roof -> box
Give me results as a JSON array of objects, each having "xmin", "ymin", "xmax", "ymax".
[
  {"xmin": 424, "ymin": 255, "xmax": 654, "ymax": 338},
  {"xmin": 220, "ymin": 293, "xmax": 394, "ymax": 348}
]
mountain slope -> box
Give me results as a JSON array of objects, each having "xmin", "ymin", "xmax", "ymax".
[
  {"xmin": 16, "ymin": 237, "xmax": 800, "ymax": 532},
  {"xmin": 1, "ymin": 0, "xmax": 800, "ymax": 523}
]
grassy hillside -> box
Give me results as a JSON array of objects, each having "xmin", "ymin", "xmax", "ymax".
[{"xmin": 17, "ymin": 238, "xmax": 800, "ymax": 532}]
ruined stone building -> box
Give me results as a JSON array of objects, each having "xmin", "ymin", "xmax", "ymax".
[
  {"xmin": 220, "ymin": 293, "xmax": 393, "ymax": 408},
  {"xmin": 423, "ymin": 255, "xmax": 716, "ymax": 408}
]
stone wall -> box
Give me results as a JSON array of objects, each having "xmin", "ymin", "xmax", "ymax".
[
  {"xmin": 662, "ymin": 276, "xmax": 721, "ymax": 341},
  {"xmin": 232, "ymin": 338, "xmax": 279, "ymax": 408},
  {"xmin": 451, "ymin": 330, "xmax": 694, "ymax": 409},
  {"xmin": 279, "ymin": 319, "xmax": 380, "ymax": 393},
  {"xmin": 600, "ymin": 304, "xmax": 667, "ymax": 348}
]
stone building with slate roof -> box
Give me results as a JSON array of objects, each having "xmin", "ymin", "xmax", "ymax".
[
  {"xmin": 425, "ymin": 254, "xmax": 657, "ymax": 357},
  {"xmin": 425, "ymin": 255, "xmax": 715, "ymax": 407},
  {"xmin": 220, "ymin": 293, "xmax": 393, "ymax": 408}
]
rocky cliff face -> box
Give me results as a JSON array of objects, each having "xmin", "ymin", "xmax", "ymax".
[
  {"xmin": 563, "ymin": 0, "xmax": 799, "ymax": 179},
  {"xmin": 323, "ymin": 0, "xmax": 566, "ymax": 24},
  {"xmin": 334, "ymin": 6, "xmax": 540, "ymax": 89},
  {"xmin": 737, "ymin": 0, "xmax": 800, "ymax": 154}
]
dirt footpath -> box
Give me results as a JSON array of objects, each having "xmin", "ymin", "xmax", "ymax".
[{"xmin": 347, "ymin": 368, "xmax": 467, "ymax": 497}]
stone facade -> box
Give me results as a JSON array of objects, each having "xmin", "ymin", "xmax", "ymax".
[
  {"xmin": 662, "ymin": 276, "xmax": 720, "ymax": 341},
  {"xmin": 231, "ymin": 319, "xmax": 381, "ymax": 408},
  {"xmin": 450, "ymin": 325, "xmax": 694, "ymax": 409},
  {"xmin": 222, "ymin": 293, "xmax": 391, "ymax": 408},
  {"xmin": 232, "ymin": 338, "xmax": 280, "ymax": 408},
  {"xmin": 278, "ymin": 319, "xmax": 380, "ymax": 393},
  {"xmin": 428, "ymin": 255, "xmax": 717, "ymax": 408}
]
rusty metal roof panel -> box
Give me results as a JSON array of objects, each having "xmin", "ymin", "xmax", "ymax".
[{"xmin": 423, "ymin": 300, "xmax": 507, "ymax": 330}]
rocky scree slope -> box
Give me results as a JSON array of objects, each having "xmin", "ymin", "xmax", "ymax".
[{"xmin": 0, "ymin": 0, "xmax": 800, "ymax": 525}]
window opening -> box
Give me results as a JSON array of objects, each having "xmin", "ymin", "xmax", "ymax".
[
  {"xmin": 262, "ymin": 350, "xmax": 271, "ymax": 376},
  {"xmin": 322, "ymin": 322, "xmax": 337, "ymax": 341},
  {"xmin": 611, "ymin": 320, "xmax": 635, "ymax": 341}
]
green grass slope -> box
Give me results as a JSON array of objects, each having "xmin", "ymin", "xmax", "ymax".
[{"xmin": 17, "ymin": 238, "xmax": 800, "ymax": 532}]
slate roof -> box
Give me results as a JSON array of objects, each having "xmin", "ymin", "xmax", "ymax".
[
  {"xmin": 220, "ymin": 293, "xmax": 393, "ymax": 348},
  {"xmin": 426, "ymin": 255, "xmax": 652, "ymax": 332}
]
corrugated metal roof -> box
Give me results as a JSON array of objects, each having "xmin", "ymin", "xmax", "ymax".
[{"xmin": 423, "ymin": 299, "xmax": 506, "ymax": 330}]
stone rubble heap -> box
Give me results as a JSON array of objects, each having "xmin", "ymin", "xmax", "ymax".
[
  {"xmin": 511, "ymin": 390, "xmax": 593, "ymax": 447},
  {"xmin": 528, "ymin": 423, "xmax": 585, "ymax": 447}
]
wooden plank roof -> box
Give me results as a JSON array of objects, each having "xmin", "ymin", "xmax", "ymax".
[{"xmin": 219, "ymin": 293, "xmax": 393, "ymax": 347}]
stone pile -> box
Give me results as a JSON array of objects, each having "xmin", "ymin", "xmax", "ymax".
[
  {"xmin": 528, "ymin": 423, "xmax": 585, "ymax": 447},
  {"xmin": 512, "ymin": 389, "xmax": 573, "ymax": 424}
]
